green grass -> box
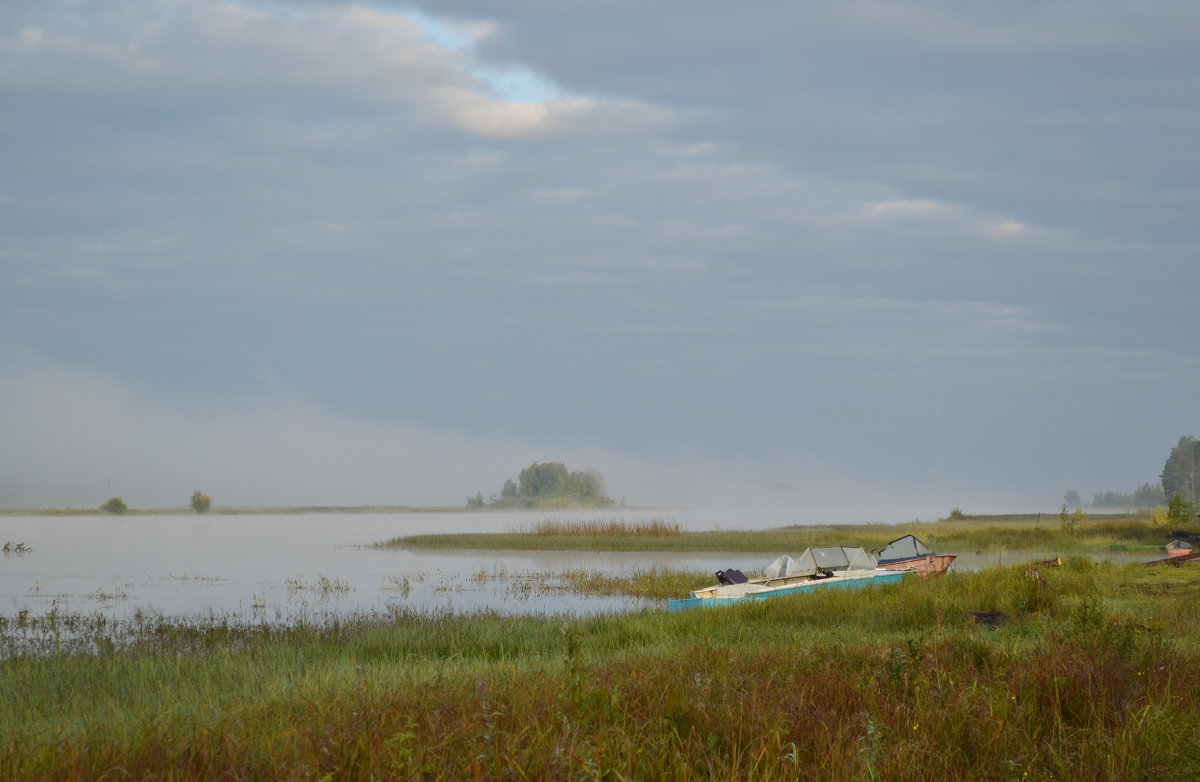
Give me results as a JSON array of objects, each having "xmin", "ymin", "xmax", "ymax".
[
  {"xmin": 3, "ymin": 559, "xmax": 1200, "ymax": 779},
  {"xmin": 383, "ymin": 511, "xmax": 1190, "ymax": 554}
]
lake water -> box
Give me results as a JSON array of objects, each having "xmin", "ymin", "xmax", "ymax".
[
  {"xmin": 0, "ymin": 509, "xmax": 782, "ymax": 622},
  {"xmin": 0, "ymin": 509, "xmax": 1163, "ymax": 623}
]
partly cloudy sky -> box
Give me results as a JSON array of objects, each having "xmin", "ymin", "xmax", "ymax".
[{"xmin": 2, "ymin": 0, "xmax": 1197, "ymax": 518}]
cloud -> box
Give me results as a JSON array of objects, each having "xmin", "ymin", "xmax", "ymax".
[
  {"xmin": 3, "ymin": 0, "xmax": 1199, "ymax": 520},
  {"xmin": 0, "ymin": 1, "xmax": 670, "ymax": 142}
]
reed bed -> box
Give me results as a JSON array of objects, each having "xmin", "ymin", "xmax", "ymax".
[
  {"xmin": 3, "ymin": 559, "xmax": 1200, "ymax": 779},
  {"xmin": 384, "ymin": 512, "xmax": 1189, "ymax": 555},
  {"xmin": 525, "ymin": 516, "xmax": 683, "ymax": 537}
]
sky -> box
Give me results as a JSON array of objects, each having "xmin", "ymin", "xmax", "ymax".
[{"xmin": 1, "ymin": 0, "xmax": 1198, "ymax": 519}]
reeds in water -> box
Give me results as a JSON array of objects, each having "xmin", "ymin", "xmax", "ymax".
[
  {"xmin": 525, "ymin": 516, "xmax": 682, "ymax": 537},
  {"xmin": 3, "ymin": 559, "xmax": 1200, "ymax": 779}
]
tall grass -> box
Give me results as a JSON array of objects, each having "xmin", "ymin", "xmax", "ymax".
[
  {"xmin": 3, "ymin": 559, "xmax": 1200, "ymax": 779},
  {"xmin": 385, "ymin": 512, "xmax": 1195, "ymax": 554},
  {"xmin": 525, "ymin": 515, "xmax": 682, "ymax": 537}
]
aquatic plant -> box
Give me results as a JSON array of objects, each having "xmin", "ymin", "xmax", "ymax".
[
  {"xmin": 2, "ymin": 561, "xmax": 1199, "ymax": 779},
  {"xmin": 525, "ymin": 516, "xmax": 682, "ymax": 537}
]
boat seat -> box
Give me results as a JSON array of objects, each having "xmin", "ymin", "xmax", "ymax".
[{"xmin": 716, "ymin": 569, "xmax": 748, "ymax": 585}]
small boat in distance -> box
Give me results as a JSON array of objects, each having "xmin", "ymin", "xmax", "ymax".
[
  {"xmin": 1164, "ymin": 539, "xmax": 1194, "ymax": 558},
  {"xmin": 667, "ymin": 546, "xmax": 903, "ymax": 611},
  {"xmin": 874, "ymin": 534, "xmax": 956, "ymax": 577}
]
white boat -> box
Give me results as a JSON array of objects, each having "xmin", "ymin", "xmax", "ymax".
[{"xmin": 667, "ymin": 546, "xmax": 904, "ymax": 611}]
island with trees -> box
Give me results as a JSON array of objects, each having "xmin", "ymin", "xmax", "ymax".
[{"xmin": 467, "ymin": 461, "xmax": 615, "ymax": 510}]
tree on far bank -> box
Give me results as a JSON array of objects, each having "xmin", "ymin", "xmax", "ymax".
[
  {"xmin": 1064, "ymin": 489, "xmax": 1081, "ymax": 509},
  {"xmin": 190, "ymin": 491, "xmax": 211, "ymax": 513},
  {"xmin": 100, "ymin": 497, "xmax": 127, "ymax": 514},
  {"xmin": 1091, "ymin": 483, "xmax": 1166, "ymax": 509},
  {"xmin": 1161, "ymin": 436, "xmax": 1199, "ymax": 503},
  {"xmin": 472, "ymin": 462, "xmax": 613, "ymax": 509}
]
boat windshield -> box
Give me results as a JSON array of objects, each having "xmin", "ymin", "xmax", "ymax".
[
  {"xmin": 765, "ymin": 546, "xmax": 877, "ymax": 577},
  {"xmin": 876, "ymin": 535, "xmax": 932, "ymax": 563}
]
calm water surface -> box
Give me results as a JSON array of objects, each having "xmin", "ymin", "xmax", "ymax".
[
  {"xmin": 0, "ymin": 510, "xmax": 1162, "ymax": 622},
  {"xmin": 0, "ymin": 509, "xmax": 776, "ymax": 621}
]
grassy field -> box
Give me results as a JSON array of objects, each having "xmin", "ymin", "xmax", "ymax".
[
  {"xmin": 3, "ymin": 556, "xmax": 1200, "ymax": 779},
  {"xmin": 383, "ymin": 511, "xmax": 1186, "ymax": 554}
]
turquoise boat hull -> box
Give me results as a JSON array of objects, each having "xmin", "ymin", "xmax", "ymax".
[{"xmin": 667, "ymin": 570, "xmax": 903, "ymax": 612}]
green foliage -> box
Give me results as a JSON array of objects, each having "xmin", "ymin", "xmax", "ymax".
[
  {"xmin": 1059, "ymin": 504, "xmax": 1089, "ymax": 532},
  {"xmin": 483, "ymin": 462, "xmax": 613, "ymax": 509},
  {"xmin": 189, "ymin": 491, "xmax": 211, "ymax": 513},
  {"xmin": 947, "ymin": 507, "xmax": 966, "ymax": 520},
  {"xmin": 466, "ymin": 492, "xmax": 484, "ymax": 509},
  {"xmin": 1063, "ymin": 489, "xmax": 1081, "ymax": 508},
  {"xmin": 387, "ymin": 512, "xmax": 1173, "ymax": 554},
  {"xmin": 1161, "ymin": 435, "xmax": 1199, "ymax": 501},
  {"xmin": 4, "ymin": 563, "xmax": 1200, "ymax": 780},
  {"xmin": 100, "ymin": 497, "xmax": 127, "ymax": 515},
  {"xmin": 1167, "ymin": 493, "xmax": 1197, "ymax": 526}
]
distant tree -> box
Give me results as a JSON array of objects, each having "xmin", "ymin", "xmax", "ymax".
[
  {"xmin": 519, "ymin": 461, "xmax": 569, "ymax": 499},
  {"xmin": 1064, "ymin": 489, "xmax": 1081, "ymax": 509},
  {"xmin": 100, "ymin": 497, "xmax": 127, "ymax": 514},
  {"xmin": 190, "ymin": 490, "xmax": 212, "ymax": 513},
  {"xmin": 1161, "ymin": 436, "xmax": 1199, "ymax": 503},
  {"xmin": 1132, "ymin": 482, "xmax": 1167, "ymax": 508},
  {"xmin": 466, "ymin": 492, "xmax": 484, "ymax": 509},
  {"xmin": 1092, "ymin": 490, "xmax": 1128, "ymax": 508},
  {"xmin": 1092, "ymin": 483, "xmax": 1167, "ymax": 509},
  {"xmin": 485, "ymin": 462, "xmax": 614, "ymax": 508}
]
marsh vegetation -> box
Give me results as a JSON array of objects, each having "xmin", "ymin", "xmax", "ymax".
[
  {"xmin": 3, "ymin": 558, "xmax": 1200, "ymax": 779},
  {"xmin": 384, "ymin": 511, "xmax": 1182, "ymax": 555},
  {"xmin": 6, "ymin": 507, "xmax": 1200, "ymax": 777}
]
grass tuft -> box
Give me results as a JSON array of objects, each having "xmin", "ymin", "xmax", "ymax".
[{"xmin": 3, "ymin": 560, "xmax": 1200, "ymax": 778}]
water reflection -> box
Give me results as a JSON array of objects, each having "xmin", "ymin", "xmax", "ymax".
[
  {"xmin": 1, "ymin": 511, "xmax": 758, "ymax": 622},
  {"xmin": 0, "ymin": 511, "xmax": 1162, "ymax": 624}
]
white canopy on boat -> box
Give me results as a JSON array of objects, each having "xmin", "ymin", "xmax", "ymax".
[
  {"xmin": 763, "ymin": 546, "xmax": 878, "ymax": 578},
  {"xmin": 875, "ymin": 534, "xmax": 933, "ymax": 563}
]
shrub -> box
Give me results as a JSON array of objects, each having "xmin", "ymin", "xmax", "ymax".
[
  {"xmin": 1059, "ymin": 504, "xmax": 1088, "ymax": 532},
  {"xmin": 100, "ymin": 497, "xmax": 127, "ymax": 514},
  {"xmin": 190, "ymin": 491, "xmax": 212, "ymax": 513},
  {"xmin": 1167, "ymin": 493, "xmax": 1196, "ymax": 526}
]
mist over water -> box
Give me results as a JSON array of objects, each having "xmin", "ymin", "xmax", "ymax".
[
  {"xmin": 0, "ymin": 510, "xmax": 768, "ymax": 623},
  {"xmin": 0, "ymin": 349, "xmax": 1077, "ymax": 515},
  {"xmin": 1, "ymin": 507, "xmax": 1151, "ymax": 632}
]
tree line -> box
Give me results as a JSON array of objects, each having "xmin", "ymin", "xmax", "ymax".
[{"xmin": 1064, "ymin": 435, "xmax": 1198, "ymax": 522}]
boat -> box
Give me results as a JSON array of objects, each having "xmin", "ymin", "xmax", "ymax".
[
  {"xmin": 667, "ymin": 546, "xmax": 904, "ymax": 611},
  {"xmin": 1164, "ymin": 539, "xmax": 1193, "ymax": 558},
  {"xmin": 873, "ymin": 534, "xmax": 956, "ymax": 577}
]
